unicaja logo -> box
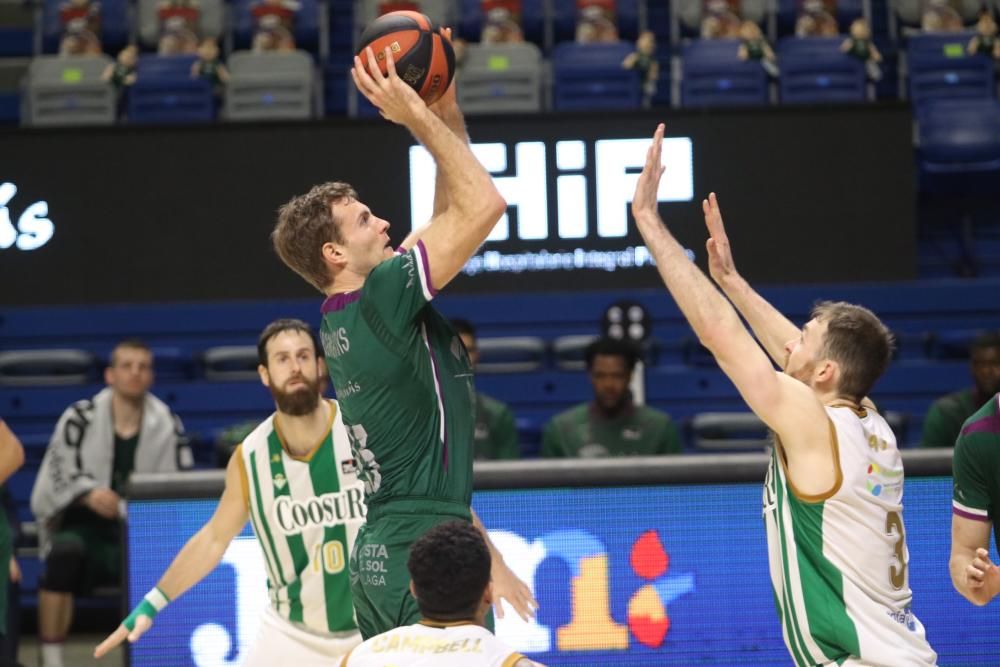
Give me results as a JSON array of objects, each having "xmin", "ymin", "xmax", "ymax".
[{"xmin": 0, "ymin": 182, "xmax": 54, "ymax": 251}]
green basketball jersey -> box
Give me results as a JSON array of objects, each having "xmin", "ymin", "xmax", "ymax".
[
  {"xmin": 238, "ymin": 400, "xmax": 364, "ymax": 635},
  {"xmin": 541, "ymin": 402, "xmax": 681, "ymax": 457},
  {"xmin": 952, "ymin": 393, "xmax": 1000, "ymax": 547},
  {"xmin": 319, "ymin": 242, "xmax": 477, "ymax": 513}
]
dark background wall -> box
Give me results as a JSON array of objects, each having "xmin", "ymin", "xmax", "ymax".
[{"xmin": 0, "ymin": 105, "xmax": 915, "ymax": 305}]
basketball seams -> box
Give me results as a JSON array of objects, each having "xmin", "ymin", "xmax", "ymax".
[{"xmin": 357, "ymin": 10, "xmax": 454, "ymax": 105}]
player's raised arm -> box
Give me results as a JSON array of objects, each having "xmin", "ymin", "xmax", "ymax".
[
  {"xmin": 352, "ymin": 45, "xmax": 505, "ymax": 290},
  {"xmin": 702, "ymin": 193, "xmax": 800, "ymax": 368},
  {"xmin": 94, "ymin": 450, "xmax": 250, "ymax": 658},
  {"xmin": 631, "ymin": 125, "xmax": 827, "ymax": 446}
]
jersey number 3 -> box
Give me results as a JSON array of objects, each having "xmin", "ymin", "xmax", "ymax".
[{"xmin": 885, "ymin": 510, "xmax": 907, "ymax": 590}]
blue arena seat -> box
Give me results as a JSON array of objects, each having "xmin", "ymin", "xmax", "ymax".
[
  {"xmin": 916, "ymin": 98, "xmax": 1000, "ymax": 175},
  {"xmin": 777, "ymin": 36, "xmax": 867, "ymax": 104},
  {"xmin": 681, "ymin": 38, "xmax": 769, "ymax": 108},
  {"xmin": 127, "ymin": 55, "xmax": 215, "ymax": 124},
  {"xmin": 552, "ymin": 41, "xmax": 641, "ymax": 110},
  {"xmin": 907, "ymin": 33, "xmax": 996, "ymax": 105}
]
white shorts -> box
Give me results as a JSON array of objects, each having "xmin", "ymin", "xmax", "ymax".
[{"xmin": 242, "ymin": 606, "xmax": 362, "ymax": 667}]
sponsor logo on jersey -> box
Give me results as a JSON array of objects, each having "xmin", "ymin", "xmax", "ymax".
[
  {"xmin": 341, "ymin": 458, "xmax": 358, "ymax": 475},
  {"xmin": 865, "ymin": 462, "xmax": 903, "ymax": 498},
  {"xmin": 401, "ymin": 251, "xmax": 416, "ymax": 288},
  {"xmin": 322, "ymin": 326, "xmax": 351, "ymax": 359},
  {"xmin": 273, "ymin": 472, "xmax": 287, "ymax": 491},
  {"xmin": 273, "ymin": 484, "xmax": 366, "ymax": 535},
  {"xmin": 886, "ymin": 605, "xmax": 917, "ymax": 632}
]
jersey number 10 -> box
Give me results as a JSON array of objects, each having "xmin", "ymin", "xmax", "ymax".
[{"xmin": 311, "ymin": 540, "xmax": 346, "ymax": 575}]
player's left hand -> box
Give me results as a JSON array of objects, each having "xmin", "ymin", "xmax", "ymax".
[
  {"xmin": 491, "ymin": 559, "xmax": 538, "ymax": 622},
  {"xmin": 631, "ymin": 123, "xmax": 666, "ymax": 221},
  {"xmin": 428, "ymin": 28, "xmax": 459, "ymax": 121}
]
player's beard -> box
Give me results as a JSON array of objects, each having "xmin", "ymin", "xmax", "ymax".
[{"xmin": 271, "ymin": 375, "xmax": 322, "ymax": 416}]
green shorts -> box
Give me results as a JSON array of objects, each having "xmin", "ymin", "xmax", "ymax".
[
  {"xmin": 47, "ymin": 510, "xmax": 120, "ymax": 595},
  {"xmin": 349, "ymin": 498, "xmax": 471, "ymax": 640}
]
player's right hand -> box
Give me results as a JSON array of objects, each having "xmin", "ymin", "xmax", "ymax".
[
  {"xmin": 352, "ymin": 45, "xmax": 425, "ymax": 127},
  {"xmin": 84, "ymin": 487, "xmax": 122, "ymax": 520},
  {"xmin": 93, "ymin": 615, "xmax": 153, "ymax": 659},
  {"xmin": 703, "ymin": 192, "xmax": 739, "ymax": 286}
]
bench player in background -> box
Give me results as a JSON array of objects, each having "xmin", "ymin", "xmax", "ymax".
[{"xmin": 95, "ymin": 319, "xmax": 364, "ymax": 665}]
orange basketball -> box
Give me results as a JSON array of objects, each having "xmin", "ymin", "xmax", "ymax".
[{"xmin": 357, "ymin": 10, "xmax": 456, "ymax": 106}]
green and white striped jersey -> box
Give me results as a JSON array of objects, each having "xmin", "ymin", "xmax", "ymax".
[
  {"xmin": 763, "ymin": 405, "xmax": 937, "ymax": 667},
  {"xmin": 237, "ymin": 399, "xmax": 365, "ymax": 636}
]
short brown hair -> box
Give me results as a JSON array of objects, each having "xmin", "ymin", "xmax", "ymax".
[
  {"xmin": 110, "ymin": 339, "xmax": 152, "ymax": 367},
  {"xmin": 272, "ymin": 182, "xmax": 358, "ymax": 292},
  {"xmin": 812, "ymin": 301, "xmax": 895, "ymax": 402}
]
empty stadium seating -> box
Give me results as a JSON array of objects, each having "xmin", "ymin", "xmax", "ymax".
[
  {"xmin": 777, "ymin": 36, "xmax": 867, "ymax": 104},
  {"xmin": 128, "ymin": 54, "xmax": 215, "ymax": 123},
  {"xmin": 225, "ymin": 50, "xmax": 315, "ymax": 120},
  {"xmin": 23, "ymin": 54, "xmax": 116, "ymax": 126},
  {"xmin": 456, "ymin": 42, "xmax": 544, "ymax": 114},
  {"xmin": 552, "ymin": 41, "xmax": 641, "ymax": 110},
  {"xmin": 907, "ymin": 32, "xmax": 996, "ymax": 106},
  {"xmin": 681, "ymin": 39, "xmax": 770, "ymax": 107}
]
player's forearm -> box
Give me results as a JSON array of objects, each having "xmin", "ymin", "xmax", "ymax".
[
  {"xmin": 155, "ymin": 524, "xmax": 230, "ymax": 601},
  {"xmin": 718, "ymin": 274, "xmax": 799, "ymax": 368},
  {"xmin": 471, "ymin": 508, "xmax": 506, "ymax": 567},
  {"xmin": 431, "ymin": 108, "xmax": 469, "ymax": 220},
  {"xmin": 409, "ymin": 107, "xmax": 503, "ymax": 228},
  {"xmin": 636, "ymin": 211, "xmax": 745, "ymax": 357}
]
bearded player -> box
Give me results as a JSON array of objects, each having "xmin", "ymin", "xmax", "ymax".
[{"xmin": 95, "ymin": 319, "xmax": 364, "ymax": 665}]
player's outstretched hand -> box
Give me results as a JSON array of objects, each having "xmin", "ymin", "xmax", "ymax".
[
  {"xmin": 93, "ymin": 615, "xmax": 153, "ymax": 659},
  {"xmin": 631, "ymin": 124, "xmax": 666, "ymax": 222},
  {"xmin": 492, "ymin": 559, "xmax": 539, "ymax": 622},
  {"xmin": 352, "ymin": 45, "xmax": 425, "ymax": 127},
  {"xmin": 703, "ymin": 192, "xmax": 739, "ymax": 286}
]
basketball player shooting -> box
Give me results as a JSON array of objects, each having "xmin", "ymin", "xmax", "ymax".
[
  {"xmin": 271, "ymin": 35, "xmax": 537, "ymax": 639},
  {"xmin": 631, "ymin": 125, "xmax": 938, "ymax": 666}
]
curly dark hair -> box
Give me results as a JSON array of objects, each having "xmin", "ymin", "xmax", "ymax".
[
  {"xmin": 585, "ymin": 336, "xmax": 641, "ymax": 372},
  {"xmin": 407, "ymin": 520, "xmax": 491, "ymax": 621}
]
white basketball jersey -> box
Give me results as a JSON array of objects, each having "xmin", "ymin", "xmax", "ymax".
[
  {"xmin": 238, "ymin": 399, "xmax": 365, "ymax": 636},
  {"xmin": 342, "ymin": 621, "xmax": 526, "ymax": 667},
  {"xmin": 763, "ymin": 405, "xmax": 937, "ymax": 667}
]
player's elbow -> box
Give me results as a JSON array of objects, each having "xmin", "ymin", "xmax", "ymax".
[
  {"xmin": 479, "ymin": 190, "xmax": 507, "ymax": 224},
  {"xmin": 697, "ymin": 325, "xmax": 729, "ymax": 358}
]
